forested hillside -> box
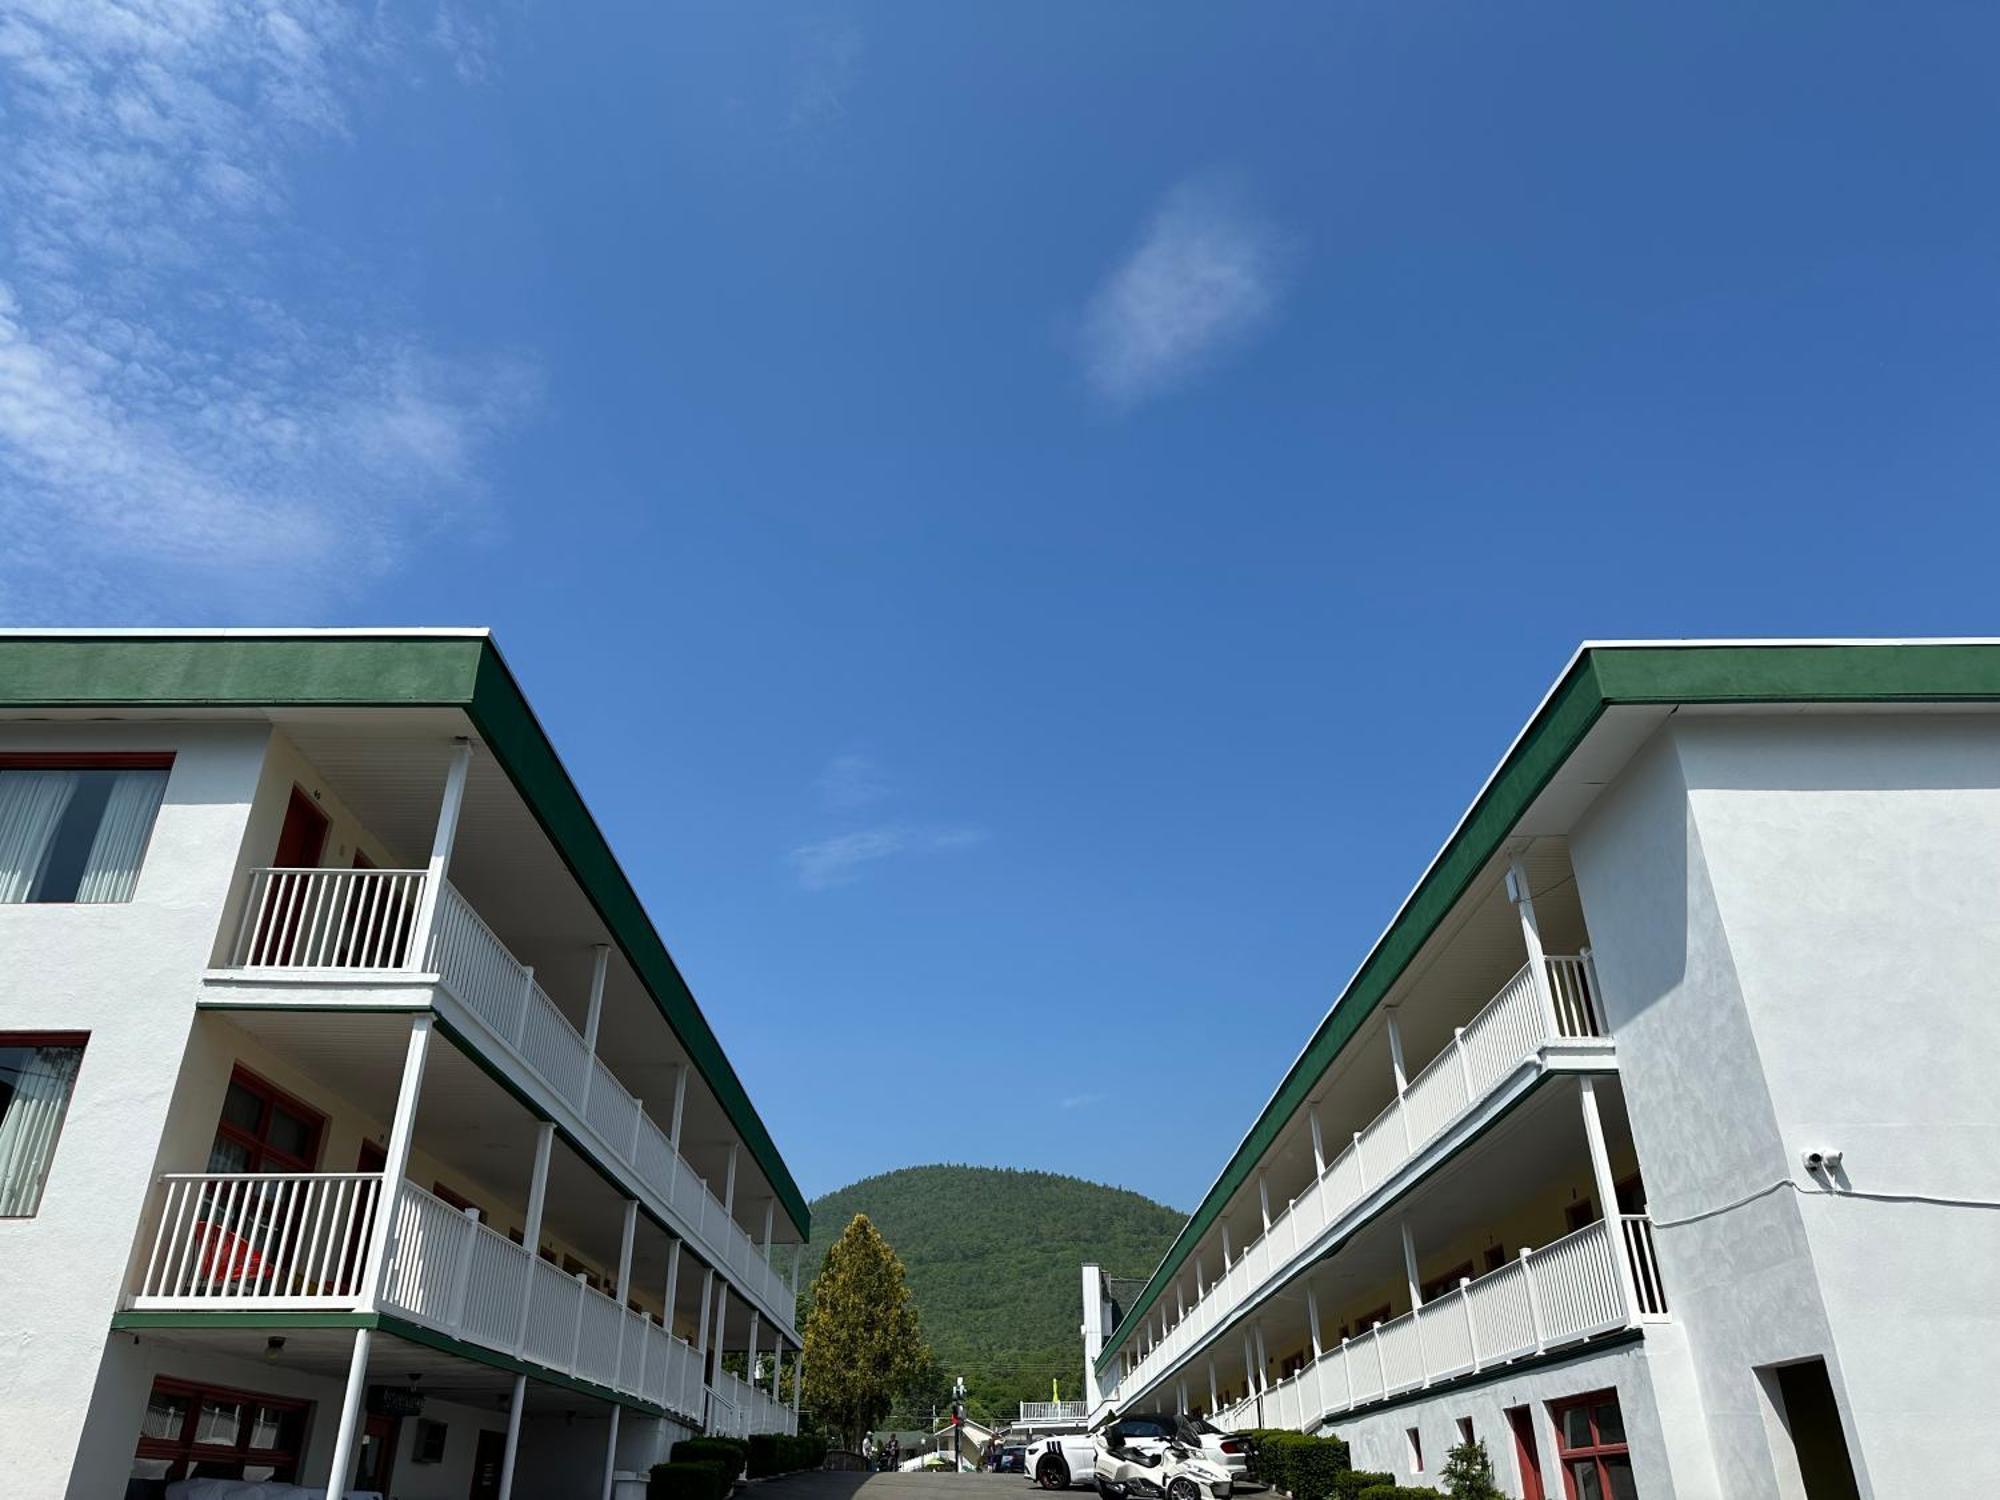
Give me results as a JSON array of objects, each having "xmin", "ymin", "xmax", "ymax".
[{"xmin": 799, "ymin": 1165, "xmax": 1183, "ymax": 1418}]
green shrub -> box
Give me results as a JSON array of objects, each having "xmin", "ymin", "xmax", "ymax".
[
  {"xmin": 1243, "ymin": 1430, "xmax": 1352, "ymax": 1500},
  {"xmin": 649, "ymin": 1460, "xmax": 728, "ymax": 1500},
  {"xmin": 1354, "ymin": 1487, "xmax": 1442, "ymax": 1500},
  {"xmin": 1332, "ymin": 1473, "xmax": 1397, "ymax": 1498},
  {"xmin": 671, "ymin": 1438, "xmax": 747, "ymax": 1485},
  {"xmin": 746, "ymin": 1435, "xmax": 781, "ymax": 1478},
  {"xmin": 1438, "ymin": 1440, "xmax": 1503, "ymax": 1500}
]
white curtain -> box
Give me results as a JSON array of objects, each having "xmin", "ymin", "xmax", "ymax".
[
  {"xmin": 0, "ymin": 1046, "xmax": 83, "ymax": 1216},
  {"xmin": 0, "ymin": 771, "xmax": 78, "ymax": 904},
  {"xmin": 76, "ymin": 768, "xmax": 168, "ymax": 903}
]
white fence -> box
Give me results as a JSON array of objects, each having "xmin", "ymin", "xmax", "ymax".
[
  {"xmin": 1109, "ymin": 955, "xmax": 1606, "ymax": 1401},
  {"xmin": 136, "ymin": 1172, "xmax": 383, "ymax": 1306},
  {"xmin": 1215, "ymin": 1215, "xmax": 1655, "ymax": 1432},
  {"xmin": 1019, "ymin": 1401, "xmax": 1089, "ymax": 1424},
  {"xmin": 706, "ymin": 1370, "xmax": 792, "ymax": 1438},
  {"xmin": 219, "ymin": 869, "xmax": 795, "ymax": 1333}
]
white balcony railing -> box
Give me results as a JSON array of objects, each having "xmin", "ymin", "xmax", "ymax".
[
  {"xmin": 705, "ymin": 1369, "xmax": 792, "ymax": 1438},
  {"xmin": 232, "ymin": 867, "xmax": 427, "ymax": 969},
  {"xmin": 1107, "ymin": 955, "xmax": 1606, "ymax": 1404},
  {"xmin": 1019, "ymin": 1401, "xmax": 1090, "ymax": 1424},
  {"xmin": 1214, "ymin": 1215, "xmax": 1660, "ymax": 1432},
  {"xmin": 130, "ymin": 1173, "xmax": 801, "ymax": 1431},
  {"xmin": 217, "ymin": 867, "xmax": 794, "ymax": 1330}
]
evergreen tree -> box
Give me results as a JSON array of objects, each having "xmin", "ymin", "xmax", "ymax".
[
  {"xmin": 801, "ymin": 1214, "xmax": 933, "ymax": 1447},
  {"xmin": 1440, "ymin": 1439, "xmax": 1504, "ymax": 1500}
]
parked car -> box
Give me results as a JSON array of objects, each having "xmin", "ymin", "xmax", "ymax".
[
  {"xmin": 995, "ymin": 1444, "xmax": 1028, "ymax": 1473},
  {"xmin": 1025, "ymin": 1413, "xmax": 1249, "ymax": 1491}
]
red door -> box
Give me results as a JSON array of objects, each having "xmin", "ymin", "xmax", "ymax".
[
  {"xmin": 470, "ymin": 1428, "xmax": 508, "ymax": 1499},
  {"xmin": 254, "ymin": 789, "xmax": 330, "ymax": 963},
  {"xmin": 353, "ymin": 1413, "xmax": 398, "ymax": 1494},
  {"xmin": 1508, "ymin": 1406, "xmax": 1545, "ymax": 1500}
]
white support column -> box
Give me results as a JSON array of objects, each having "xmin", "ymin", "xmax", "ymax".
[
  {"xmin": 1221, "ymin": 1224, "xmax": 1232, "ymax": 1264},
  {"xmin": 747, "ymin": 1312, "xmax": 761, "ymax": 1390},
  {"xmin": 1400, "ymin": 1219, "xmax": 1423, "ymax": 1310},
  {"xmin": 669, "ymin": 1063, "xmax": 689, "ymax": 1150},
  {"xmin": 1579, "ymin": 1076, "xmax": 1643, "ymax": 1320},
  {"xmin": 1308, "ymin": 1105, "xmax": 1326, "ymax": 1177},
  {"xmin": 411, "ymin": 738, "xmax": 474, "ymax": 955},
  {"xmin": 790, "ymin": 1242, "xmax": 803, "ymax": 1295},
  {"xmin": 1385, "ymin": 1009, "xmax": 1409, "ymax": 1093},
  {"xmin": 1176, "ymin": 1284, "xmax": 1186, "ymax": 1321},
  {"xmin": 696, "ymin": 1266, "xmax": 716, "ymax": 1361},
  {"xmin": 600, "ymin": 1407, "xmax": 622, "ymax": 1500},
  {"xmin": 762, "ymin": 1199, "xmax": 775, "ymax": 1258},
  {"xmin": 1306, "ymin": 1285, "xmax": 1323, "ymax": 1360},
  {"xmin": 523, "ymin": 1123, "xmax": 556, "ymax": 1254},
  {"xmin": 1241, "ymin": 1334, "xmax": 1256, "ymax": 1396},
  {"xmin": 360, "ymin": 1014, "xmax": 433, "ymax": 1309},
  {"xmin": 771, "ymin": 1335, "xmax": 782, "ymax": 1402},
  {"xmin": 496, "ymin": 1374, "xmax": 528, "ymax": 1500},
  {"xmin": 615, "ymin": 1199, "xmax": 639, "ymax": 1303},
  {"xmin": 712, "ymin": 1275, "xmax": 731, "ymax": 1382},
  {"xmin": 723, "ymin": 1142, "xmax": 740, "ymax": 1217},
  {"xmin": 1207, "ymin": 1360, "xmax": 1219, "ymax": 1414},
  {"xmin": 1194, "ymin": 1254, "xmax": 1206, "ymax": 1298},
  {"xmin": 1507, "ymin": 853, "xmax": 1561, "ymax": 1031},
  {"xmin": 1258, "ymin": 1174, "xmax": 1272, "ymax": 1233},
  {"xmin": 664, "ymin": 1240, "xmax": 688, "ymax": 1336},
  {"xmin": 1254, "ymin": 1327, "xmax": 1270, "ymax": 1393},
  {"xmin": 323, "ymin": 1328, "xmax": 373, "ymax": 1498},
  {"xmin": 579, "ymin": 943, "xmax": 612, "ymax": 1110}
]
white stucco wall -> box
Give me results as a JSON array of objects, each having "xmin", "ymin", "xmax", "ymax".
[
  {"xmin": 1327, "ymin": 1336, "xmax": 1679, "ymax": 1496},
  {"xmin": 1571, "ymin": 712, "xmax": 2000, "ymax": 1500},
  {"xmin": 0, "ymin": 722, "xmax": 273, "ymax": 1500}
]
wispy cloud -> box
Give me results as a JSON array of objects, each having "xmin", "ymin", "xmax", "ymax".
[
  {"xmin": 814, "ymin": 753, "xmax": 890, "ymax": 812},
  {"xmin": 1059, "ymin": 1092, "xmax": 1104, "ymax": 1111},
  {"xmin": 1077, "ymin": 175, "xmax": 1290, "ymax": 409},
  {"xmin": 0, "ymin": 0, "xmax": 532, "ymax": 617},
  {"xmin": 788, "ymin": 824, "xmax": 986, "ymax": 892},
  {"xmin": 787, "ymin": 19, "xmax": 862, "ymax": 134}
]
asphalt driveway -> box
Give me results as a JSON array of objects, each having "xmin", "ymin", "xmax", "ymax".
[{"xmin": 753, "ymin": 1474, "xmax": 1034, "ymax": 1500}]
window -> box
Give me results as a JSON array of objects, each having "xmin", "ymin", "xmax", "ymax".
[
  {"xmin": 413, "ymin": 1417, "xmax": 449, "ymax": 1465},
  {"xmin": 1551, "ymin": 1390, "xmax": 1635, "ymax": 1499},
  {"xmin": 130, "ymin": 1377, "xmax": 308, "ymax": 1483},
  {"xmin": 0, "ymin": 756, "xmax": 170, "ymax": 904},
  {"xmin": 0, "ymin": 1034, "xmax": 86, "ymax": 1216},
  {"xmin": 1457, "ymin": 1417, "xmax": 1475, "ymax": 1446},
  {"xmin": 208, "ymin": 1068, "xmax": 324, "ymax": 1174},
  {"xmin": 1406, "ymin": 1427, "xmax": 1424, "ymax": 1473}
]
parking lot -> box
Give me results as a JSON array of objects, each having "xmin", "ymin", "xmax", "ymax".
[{"xmin": 751, "ymin": 1473, "xmax": 1032, "ymax": 1500}]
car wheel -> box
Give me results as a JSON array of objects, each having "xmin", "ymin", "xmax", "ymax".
[
  {"xmin": 1167, "ymin": 1480, "xmax": 1200, "ymax": 1500},
  {"xmin": 1036, "ymin": 1457, "xmax": 1069, "ymax": 1490}
]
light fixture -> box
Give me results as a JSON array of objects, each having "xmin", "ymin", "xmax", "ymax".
[{"xmin": 265, "ymin": 1336, "xmax": 286, "ymax": 1362}]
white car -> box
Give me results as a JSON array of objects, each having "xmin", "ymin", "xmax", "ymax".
[{"xmin": 1026, "ymin": 1414, "xmax": 1250, "ymax": 1491}]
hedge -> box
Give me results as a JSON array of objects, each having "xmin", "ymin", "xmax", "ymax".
[
  {"xmin": 1243, "ymin": 1430, "xmax": 1352, "ymax": 1500},
  {"xmin": 1333, "ymin": 1475, "xmax": 1396, "ymax": 1499},
  {"xmin": 746, "ymin": 1434, "xmax": 830, "ymax": 1477},
  {"xmin": 649, "ymin": 1460, "xmax": 729, "ymax": 1500},
  {"xmin": 1353, "ymin": 1487, "xmax": 1440, "ymax": 1500}
]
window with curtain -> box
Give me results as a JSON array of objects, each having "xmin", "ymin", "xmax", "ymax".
[
  {"xmin": 0, "ymin": 759, "xmax": 170, "ymax": 904},
  {"xmin": 0, "ymin": 1035, "xmax": 86, "ymax": 1217}
]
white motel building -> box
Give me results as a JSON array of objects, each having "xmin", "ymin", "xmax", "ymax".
[
  {"xmin": 0, "ymin": 629, "xmax": 807, "ymax": 1500},
  {"xmin": 1081, "ymin": 640, "xmax": 2000, "ymax": 1500}
]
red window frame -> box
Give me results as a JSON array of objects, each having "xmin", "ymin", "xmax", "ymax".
[
  {"xmin": 212, "ymin": 1066, "xmax": 325, "ymax": 1173},
  {"xmin": 131, "ymin": 1376, "xmax": 309, "ymax": 1483},
  {"xmin": 1551, "ymin": 1389, "xmax": 1631, "ymax": 1500}
]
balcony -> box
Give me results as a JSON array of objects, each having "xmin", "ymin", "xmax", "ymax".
[
  {"xmin": 1019, "ymin": 1401, "xmax": 1090, "ymax": 1425},
  {"xmin": 214, "ymin": 867, "xmax": 794, "ymax": 1329},
  {"xmin": 1110, "ymin": 955, "xmax": 1609, "ymax": 1402},
  {"xmin": 125, "ymin": 1171, "xmax": 791, "ymax": 1428},
  {"xmin": 708, "ymin": 1369, "xmax": 793, "ymax": 1439},
  {"xmin": 1213, "ymin": 1215, "xmax": 1666, "ymax": 1432}
]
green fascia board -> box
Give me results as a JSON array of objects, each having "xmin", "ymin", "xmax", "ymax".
[
  {"xmin": 0, "ymin": 632, "xmax": 806, "ymax": 1241},
  {"xmin": 1098, "ymin": 640, "xmax": 2000, "ymax": 1372},
  {"xmin": 108, "ymin": 1309, "xmax": 669, "ymax": 1418}
]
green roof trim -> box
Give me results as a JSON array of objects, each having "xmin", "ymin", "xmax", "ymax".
[
  {"xmin": 1098, "ymin": 640, "xmax": 2000, "ymax": 1373},
  {"xmin": 0, "ymin": 631, "xmax": 806, "ymax": 1241}
]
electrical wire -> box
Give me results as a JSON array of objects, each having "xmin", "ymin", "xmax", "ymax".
[{"xmin": 1649, "ymin": 1176, "xmax": 2000, "ymax": 1229}]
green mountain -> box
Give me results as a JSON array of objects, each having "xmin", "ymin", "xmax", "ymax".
[{"xmin": 799, "ymin": 1164, "xmax": 1184, "ymax": 1419}]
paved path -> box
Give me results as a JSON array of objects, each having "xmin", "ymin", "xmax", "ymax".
[{"xmin": 755, "ymin": 1473, "xmax": 1033, "ymax": 1500}]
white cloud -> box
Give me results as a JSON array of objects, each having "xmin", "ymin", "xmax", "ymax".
[
  {"xmin": 1077, "ymin": 175, "xmax": 1290, "ymax": 409},
  {"xmin": 787, "ymin": 20, "xmax": 862, "ymax": 134},
  {"xmin": 788, "ymin": 824, "xmax": 987, "ymax": 891},
  {"xmin": 0, "ymin": 0, "xmax": 532, "ymax": 617},
  {"xmin": 1059, "ymin": 1092, "xmax": 1104, "ymax": 1111},
  {"xmin": 814, "ymin": 753, "xmax": 889, "ymax": 811}
]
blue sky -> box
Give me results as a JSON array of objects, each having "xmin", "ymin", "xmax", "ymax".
[{"xmin": 3, "ymin": 1, "xmax": 1997, "ymax": 1212}]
